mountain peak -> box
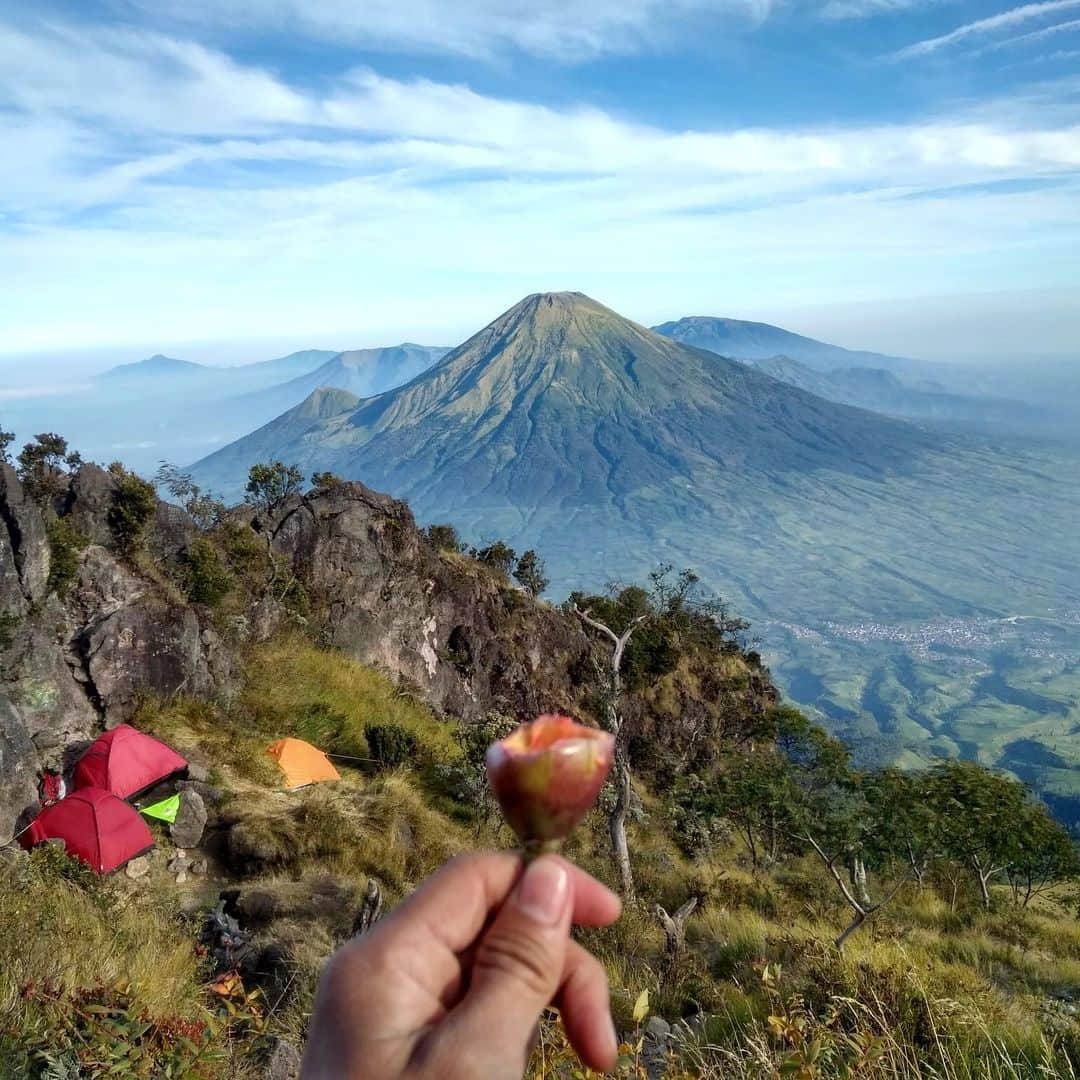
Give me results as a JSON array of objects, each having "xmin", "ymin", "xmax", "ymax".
[
  {"xmin": 101, "ymin": 353, "xmax": 204, "ymax": 378},
  {"xmin": 294, "ymin": 386, "xmax": 361, "ymax": 418}
]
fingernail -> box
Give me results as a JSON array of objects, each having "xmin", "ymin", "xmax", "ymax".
[{"xmin": 514, "ymin": 857, "xmax": 570, "ymax": 926}]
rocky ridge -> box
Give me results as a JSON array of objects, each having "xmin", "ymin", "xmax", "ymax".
[{"xmin": 0, "ymin": 459, "xmax": 773, "ymax": 841}]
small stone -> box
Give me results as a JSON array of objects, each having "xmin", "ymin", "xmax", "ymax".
[
  {"xmin": 190, "ymin": 859, "xmax": 208, "ymax": 875},
  {"xmin": 167, "ymin": 854, "xmax": 189, "ymax": 873},
  {"xmin": 169, "ymin": 789, "xmax": 207, "ymax": 849},
  {"xmin": 263, "ymin": 1035, "xmax": 302, "ymax": 1080},
  {"xmin": 644, "ymin": 1016, "xmax": 671, "ymax": 1039},
  {"xmin": 186, "ymin": 762, "xmax": 210, "ymax": 783},
  {"xmin": 175, "ymin": 871, "xmax": 188, "ymax": 884},
  {"xmin": 125, "ymin": 855, "xmax": 150, "ymax": 879}
]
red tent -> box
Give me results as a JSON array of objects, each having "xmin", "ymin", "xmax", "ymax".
[
  {"xmin": 20, "ymin": 787, "xmax": 154, "ymax": 873},
  {"xmin": 74, "ymin": 725, "xmax": 187, "ymax": 801}
]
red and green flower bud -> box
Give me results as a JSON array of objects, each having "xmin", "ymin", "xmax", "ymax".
[{"xmin": 486, "ymin": 714, "xmax": 614, "ymax": 855}]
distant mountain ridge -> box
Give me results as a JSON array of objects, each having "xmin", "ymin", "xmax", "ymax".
[
  {"xmin": 652, "ymin": 315, "xmax": 918, "ymax": 373},
  {"xmin": 101, "ymin": 353, "xmax": 206, "ymax": 378},
  {"xmin": 747, "ymin": 354, "xmax": 1040, "ymax": 429},
  {"xmin": 235, "ymin": 344, "xmax": 448, "ymax": 418}
]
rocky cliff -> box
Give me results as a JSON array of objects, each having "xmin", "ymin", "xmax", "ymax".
[{"xmin": 0, "ymin": 459, "xmax": 774, "ymax": 842}]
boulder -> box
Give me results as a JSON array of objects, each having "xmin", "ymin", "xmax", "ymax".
[
  {"xmin": 0, "ymin": 464, "xmax": 50, "ymax": 605},
  {"xmin": 170, "ymin": 789, "xmax": 207, "ymax": 849},
  {"xmin": 62, "ymin": 464, "xmax": 119, "ymax": 547},
  {"xmin": 125, "ymin": 854, "xmax": 151, "ymax": 879},
  {"xmin": 262, "ymin": 1036, "xmax": 302, "ymax": 1080},
  {"xmin": 0, "ymin": 696, "xmax": 40, "ymax": 842},
  {"xmin": 2, "ymin": 624, "xmax": 99, "ymax": 756}
]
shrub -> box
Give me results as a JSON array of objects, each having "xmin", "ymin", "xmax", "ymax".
[
  {"xmin": 16, "ymin": 432, "xmax": 81, "ymax": 504},
  {"xmin": 473, "ymin": 540, "xmax": 516, "ymax": 576},
  {"xmin": 364, "ymin": 722, "xmax": 420, "ymax": 770},
  {"xmin": 106, "ymin": 464, "xmax": 157, "ymax": 556},
  {"xmin": 182, "ymin": 537, "xmax": 234, "ymax": 606},
  {"xmin": 425, "ymin": 523, "xmax": 463, "ymax": 553},
  {"xmin": 448, "ymin": 711, "xmax": 518, "ymax": 813},
  {"xmin": 246, "ymin": 461, "xmax": 302, "ymax": 512},
  {"xmin": 219, "ymin": 520, "xmax": 264, "ymax": 576},
  {"xmin": 310, "ymin": 471, "xmax": 345, "ymax": 493},
  {"xmin": 154, "ymin": 463, "xmax": 226, "ymax": 531},
  {"xmin": 45, "ymin": 516, "xmax": 88, "ymax": 597},
  {"xmin": 513, "ymin": 549, "xmax": 548, "ymax": 597}
]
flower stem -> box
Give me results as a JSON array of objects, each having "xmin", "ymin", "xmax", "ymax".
[{"xmin": 522, "ymin": 838, "xmax": 563, "ymax": 862}]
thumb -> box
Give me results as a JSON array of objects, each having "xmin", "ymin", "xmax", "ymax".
[{"xmin": 444, "ymin": 856, "xmax": 572, "ymax": 1072}]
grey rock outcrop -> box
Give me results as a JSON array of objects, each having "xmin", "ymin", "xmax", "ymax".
[
  {"xmin": 0, "ymin": 463, "xmax": 50, "ymax": 608},
  {"xmin": 0, "ymin": 465, "xmax": 238, "ymax": 839},
  {"xmin": 263, "ymin": 1036, "xmax": 302, "ymax": 1080},
  {"xmin": 0, "ymin": 696, "xmax": 40, "ymax": 843},
  {"xmin": 170, "ymin": 789, "xmax": 208, "ymax": 849},
  {"xmin": 267, "ymin": 484, "xmax": 591, "ymax": 721}
]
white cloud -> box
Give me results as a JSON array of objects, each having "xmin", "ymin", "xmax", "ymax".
[
  {"xmin": 0, "ymin": 21, "xmax": 312, "ymax": 135},
  {"xmin": 0, "ymin": 16, "xmax": 1078, "ymax": 353},
  {"xmin": 893, "ymin": 0, "xmax": 1080, "ymax": 57},
  {"xmin": 984, "ymin": 15, "xmax": 1080, "ymax": 50},
  {"xmin": 821, "ymin": 0, "xmax": 935, "ymax": 21},
  {"xmin": 127, "ymin": 0, "xmax": 772, "ymax": 61}
]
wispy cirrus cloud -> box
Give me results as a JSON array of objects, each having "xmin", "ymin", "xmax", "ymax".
[
  {"xmin": 821, "ymin": 0, "xmax": 939, "ymax": 22},
  {"xmin": 892, "ymin": 0, "xmax": 1080, "ymax": 57},
  {"xmin": 983, "ymin": 15, "xmax": 1080, "ymax": 50},
  {"xmin": 126, "ymin": 0, "xmax": 773, "ymax": 61}
]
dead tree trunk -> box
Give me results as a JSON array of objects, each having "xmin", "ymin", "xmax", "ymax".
[
  {"xmin": 971, "ymin": 856, "xmax": 1003, "ymax": 910},
  {"xmin": 850, "ymin": 855, "xmax": 872, "ymax": 909},
  {"xmin": 610, "ymin": 748, "xmax": 635, "ymax": 899},
  {"xmin": 656, "ymin": 897, "xmax": 698, "ymax": 982},
  {"xmin": 806, "ymin": 836, "xmax": 909, "ymax": 952},
  {"xmin": 351, "ymin": 878, "xmax": 383, "ymax": 937},
  {"xmin": 573, "ymin": 605, "xmax": 646, "ymax": 900},
  {"xmin": 906, "ymin": 843, "xmax": 926, "ymax": 888}
]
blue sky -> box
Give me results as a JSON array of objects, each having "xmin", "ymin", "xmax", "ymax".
[{"xmin": 1, "ymin": 0, "xmax": 1078, "ymax": 368}]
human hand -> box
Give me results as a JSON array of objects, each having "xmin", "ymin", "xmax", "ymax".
[{"xmin": 301, "ymin": 852, "xmax": 622, "ymax": 1079}]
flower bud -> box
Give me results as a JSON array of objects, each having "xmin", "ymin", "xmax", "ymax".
[{"xmin": 486, "ymin": 714, "xmax": 614, "ymax": 854}]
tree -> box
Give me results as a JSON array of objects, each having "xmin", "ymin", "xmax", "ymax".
[
  {"xmin": 245, "ymin": 461, "xmax": 302, "ymax": 513},
  {"xmin": 0, "ymin": 425, "xmax": 13, "ymax": 464},
  {"xmin": 473, "ymin": 540, "xmax": 517, "ymax": 577},
  {"xmin": 1007, "ymin": 799, "xmax": 1080, "ymax": 908},
  {"xmin": 926, "ymin": 759, "xmax": 1028, "ymax": 910},
  {"xmin": 513, "ymin": 550, "xmax": 548, "ymax": 597},
  {"xmin": 155, "ymin": 463, "xmax": 226, "ymax": 531},
  {"xmin": 573, "ymin": 599, "xmax": 648, "ymax": 898},
  {"xmin": 310, "ymin": 471, "xmax": 345, "ymax": 493},
  {"xmin": 106, "ymin": 464, "xmax": 157, "ymax": 556},
  {"xmin": 425, "ymin": 523, "xmax": 462, "ymax": 553},
  {"xmin": 861, "ymin": 768, "xmax": 938, "ymax": 887},
  {"xmin": 17, "ymin": 433, "xmax": 81, "ymax": 504}
]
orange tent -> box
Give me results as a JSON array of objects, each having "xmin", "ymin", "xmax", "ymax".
[{"xmin": 265, "ymin": 738, "xmax": 341, "ymax": 789}]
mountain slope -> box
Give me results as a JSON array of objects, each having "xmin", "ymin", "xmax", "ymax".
[
  {"xmin": 194, "ymin": 291, "xmax": 1079, "ymax": 615},
  {"xmin": 192, "ymin": 292, "xmax": 1080, "ymax": 780},
  {"xmin": 234, "ymin": 344, "xmax": 447, "ymax": 419},
  {"xmin": 653, "ymin": 316, "xmax": 919, "ymax": 373},
  {"xmin": 748, "ymin": 355, "xmax": 1041, "ymax": 429}
]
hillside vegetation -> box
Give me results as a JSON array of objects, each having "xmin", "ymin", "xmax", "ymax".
[
  {"xmin": 3, "ymin": 632, "xmax": 1079, "ymax": 1078},
  {"xmin": 1, "ymin": 436, "xmax": 1078, "ymax": 1078}
]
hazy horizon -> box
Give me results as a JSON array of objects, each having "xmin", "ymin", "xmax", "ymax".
[{"xmin": 1, "ymin": 285, "xmax": 1077, "ymax": 391}]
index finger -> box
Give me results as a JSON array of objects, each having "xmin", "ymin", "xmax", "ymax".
[{"xmin": 381, "ymin": 852, "xmax": 621, "ymax": 958}]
